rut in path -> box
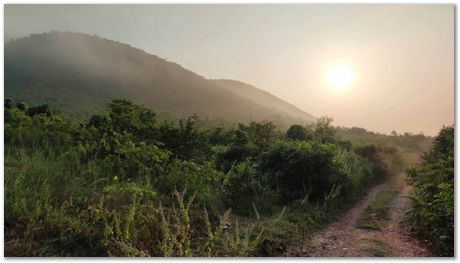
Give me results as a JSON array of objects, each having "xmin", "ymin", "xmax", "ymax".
[{"xmin": 291, "ymin": 173, "xmax": 430, "ymax": 257}]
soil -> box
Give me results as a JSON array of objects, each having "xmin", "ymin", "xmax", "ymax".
[{"xmin": 288, "ymin": 173, "xmax": 431, "ymax": 257}]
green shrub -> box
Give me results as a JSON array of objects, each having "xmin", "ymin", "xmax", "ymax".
[
  {"xmin": 406, "ymin": 126, "xmax": 454, "ymax": 256},
  {"xmin": 5, "ymin": 107, "xmax": 78, "ymax": 152},
  {"xmin": 157, "ymin": 160, "xmax": 225, "ymax": 209},
  {"xmin": 259, "ymin": 140, "xmax": 351, "ymax": 203},
  {"xmin": 215, "ymin": 144, "xmax": 255, "ymax": 172},
  {"xmin": 286, "ymin": 124, "xmax": 313, "ymax": 141},
  {"xmin": 158, "ymin": 116, "xmax": 212, "ymax": 162},
  {"xmin": 223, "ymin": 162, "xmax": 278, "ymax": 216}
]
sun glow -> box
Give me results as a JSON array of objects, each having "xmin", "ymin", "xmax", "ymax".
[{"xmin": 325, "ymin": 65, "xmax": 354, "ymax": 92}]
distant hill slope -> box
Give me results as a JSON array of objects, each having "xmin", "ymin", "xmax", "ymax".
[
  {"xmin": 212, "ymin": 79, "xmax": 316, "ymax": 123},
  {"xmin": 5, "ymin": 31, "xmax": 315, "ymax": 127}
]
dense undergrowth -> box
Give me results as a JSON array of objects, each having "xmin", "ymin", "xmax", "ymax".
[
  {"xmin": 4, "ymin": 98, "xmax": 429, "ymax": 256},
  {"xmin": 405, "ymin": 126, "xmax": 454, "ymax": 256}
]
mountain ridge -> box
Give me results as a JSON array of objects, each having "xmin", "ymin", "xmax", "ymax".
[
  {"xmin": 211, "ymin": 79, "xmax": 315, "ymax": 123},
  {"xmin": 5, "ymin": 31, "xmax": 316, "ymax": 128}
]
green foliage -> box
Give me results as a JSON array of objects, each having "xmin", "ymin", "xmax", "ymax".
[
  {"xmin": 354, "ymin": 144, "xmax": 382, "ymax": 163},
  {"xmin": 422, "ymin": 126, "xmax": 454, "ymax": 164},
  {"xmin": 202, "ymin": 208, "xmax": 231, "ymax": 256},
  {"xmin": 238, "ymin": 121, "xmax": 280, "ymax": 152},
  {"xmin": 286, "ymin": 124, "xmax": 313, "ymax": 141},
  {"xmin": 223, "ymin": 162, "xmax": 278, "ymax": 216},
  {"xmin": 259, "ymin": 140, "xmax": 351, "ymax": 203},
  {"xmin": 314, "ymin": 116, "xmax": 337, "ymax": 144},
  {"xmin": 16, "ymin": 101, "xmax": 27, "ymax": 111},
  {"xmin": 108, "ymin": 139, "xmax": 169, "ymax": 180},
  {"xmin": 4, "ymin": 98, "xmax": 403, "ymax": 257},
  {"xmin": 337, "ymin": 126, "xmax": 433, "ymax": 155},
  {"xmin": 221, "ymin": 219, "xmax": 264, "ymax": 256},
  {"xmin": 4, "ymin": 148, "xmax": 157, "ymax": 256},
  {"xmin": 337, "ymin": 140, "xmax": 352, "ymax": 151},
  {"xmin": 26, "ymin": 104, "xmax": 54, "ymax": 117},
  {"xmin": 159, "ymin": 116, "xmax": 211, "ymax": 162},
  {"xmin": 208, "ymin": 127, "xmax": 234, "ymax": 145},
  {"xmin": 106, "ymin": 99, "xmax": 158, "ymax": 142},
  {"xmin": 5, "ymin": 97, "xmax": 13, "ymax": 109},
  {"xmin": 405, "ymin": 126, "xmax": 454, "ymax": 256},
  {"xmin": 157, "ymin": 160, "xmax": 225, "ymax": 209},
  {"xmin": 214, "ymin": 122, "xmax": 279, "ymax": 172},
  {"xmin": 354, "ymin": 144, "xmax": 389, "ymax": 180},
  {"xmin": 158, "ymin": 190, "xmax": 195, "ymax": 257},
  {"xmin": 5, "ymin": 104, "xmax": 78, "ymax": 151}
]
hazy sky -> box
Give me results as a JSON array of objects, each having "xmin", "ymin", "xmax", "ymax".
[{"xmin": 5, "ymin": 4, "xmax": 454, "ymax": 135}]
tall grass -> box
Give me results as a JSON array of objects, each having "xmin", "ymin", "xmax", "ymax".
[{"xmin": 5, "ymin": 151, "xmax": 263, "ymax": 256}]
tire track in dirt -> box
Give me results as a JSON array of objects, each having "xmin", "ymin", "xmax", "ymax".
[
  {"xmin": 375, "ymin": 180, "xmax": 430, "ymax": 257},
  {"xmin": 289, "ymin": 173, "xmax": 431, "ymax": 257}
]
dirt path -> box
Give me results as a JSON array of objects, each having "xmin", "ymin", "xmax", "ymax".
[
  {"xmin": 291, "ymin": 174, "xmax": 430, "ymax": 257},
  {"xmin": 375, "ymin": 180, "xmax": 431, "ymax": 257}
]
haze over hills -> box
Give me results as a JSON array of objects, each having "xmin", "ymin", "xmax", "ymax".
[
  {"xmin": 5, "ymin": 31, "xmax": 316, "ymax": 127},
  {"xmin": 212, "ymin": 79, "xmax": 316, "ymax": 123}
]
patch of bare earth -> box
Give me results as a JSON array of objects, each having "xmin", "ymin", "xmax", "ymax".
[{"xmin": 288, "ymin": 173, "xmax": 430, "ymax": 257}]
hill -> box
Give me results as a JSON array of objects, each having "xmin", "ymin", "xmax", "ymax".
[
  {"xmin": 212, "ymin": 79, "xmax": 316, "ymax": 123},
  {"xmin": 5, "ymin": 31, "xmax": 315, "ymax": 128}
]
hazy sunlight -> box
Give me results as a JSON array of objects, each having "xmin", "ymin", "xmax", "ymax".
[{"xmin": 325, "ymin": 65, "xmax": 354, "ymax": 92}]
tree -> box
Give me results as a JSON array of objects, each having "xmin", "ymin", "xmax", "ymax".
[
  {"xmin": 108, "ymin": 99, "xmax": 156, "ymax": 132},
  {"xmin": 215, "ymin": 129, "xmax": 255, "ymax": 172},
  {"xmin": 337, "ymin": 140, "xmax": 352, "ymax": 151},
  {"xmin": 26, "ymin": 104, "xmax": 53, "ymax": 117},
  {"xmin": 423, "ymin": 125, "xmax": 454, "ymax": 164},
  {"xmin": 107, "ymin": 99, "xmax": 158, "ymax": 143},
  {"xmin": 354, "ymin": 144, "xmax": 382, "ymax": 163},
  {"xmin": 88, "ymin": 114, "xmax": 111, "ymax": 131},
  {"xmin": 4, "ymin": 98, "xmax": 13, "ymax": 109},
  {"xmin": 286, "ymin": 124, "xmax": 313, "ymax": 141},
  {"xmin": 159, "ymin": 115, "xmax": 210, "ymax": 161},
  {"xmin": 16, "ymin": 102, "xmax": 26, "ymax": 111},
  {"xmin": 314, "ymin": 116, "xmax": 337, "ymax": 144},
  {"xmin": 238, "ymin": 121, "xmax": 279, "ymax": 153}
]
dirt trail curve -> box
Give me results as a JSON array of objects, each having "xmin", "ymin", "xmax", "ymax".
[{"xmin": 288, "ymin": 174, "xmax": 431, "ymax": 257}]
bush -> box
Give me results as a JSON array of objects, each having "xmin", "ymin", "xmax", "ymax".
[
  {"xmin": 158, "ymin": 116, "xmax": 211, "ymax": 162},
  {"xmin": 223, "ymin": 162, "xmax": 278, "ymax": 216},
  {"xmin": 354, "ymin": 144, "xmax": 389, "ymax": 181},
  {"xmin": 286, "ymin": 124, "xmax": 313, "ymax": 141},
  {"xmin": 5, "ymin": 107, "xmax": 78, "ymax": 152},
  {"xmin": 406, "ymin": 126, "xmax": 454, "ymax": 256},
  {"xmin": 237, "ymin": 122, "xmax": 280, "ymax": 154},
  {"xmin": 259, "ymin": 140, "xmax": 350, "ymax": 203},
  {"xmin": 314, "ymin": 116, "xmax": 337, "ymax": 144},
  {"xmin": 108, "ymin": 138, "xmax": 170, "ymax": 180},
  {"xmin": 26, "ymin": 104, "xmax": 53, "ymax": 117},
  {"xmin": 157, "ymin": 160, "xmax": 226, "ymax": 209}
]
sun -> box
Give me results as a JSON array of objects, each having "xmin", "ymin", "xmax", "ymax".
[{"xmin": 325, "ymin": 65, "xmax": 354, "ymax": 91}]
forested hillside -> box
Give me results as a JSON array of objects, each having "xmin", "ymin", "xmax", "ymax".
[{"xmin": 5, "ymin": 32, "xmax": 315, "ymax": 128}]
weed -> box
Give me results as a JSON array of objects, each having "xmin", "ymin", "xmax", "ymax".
[{"xmin": 358, "ymin": 236, "xmax": 388, "ymax": 256}]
